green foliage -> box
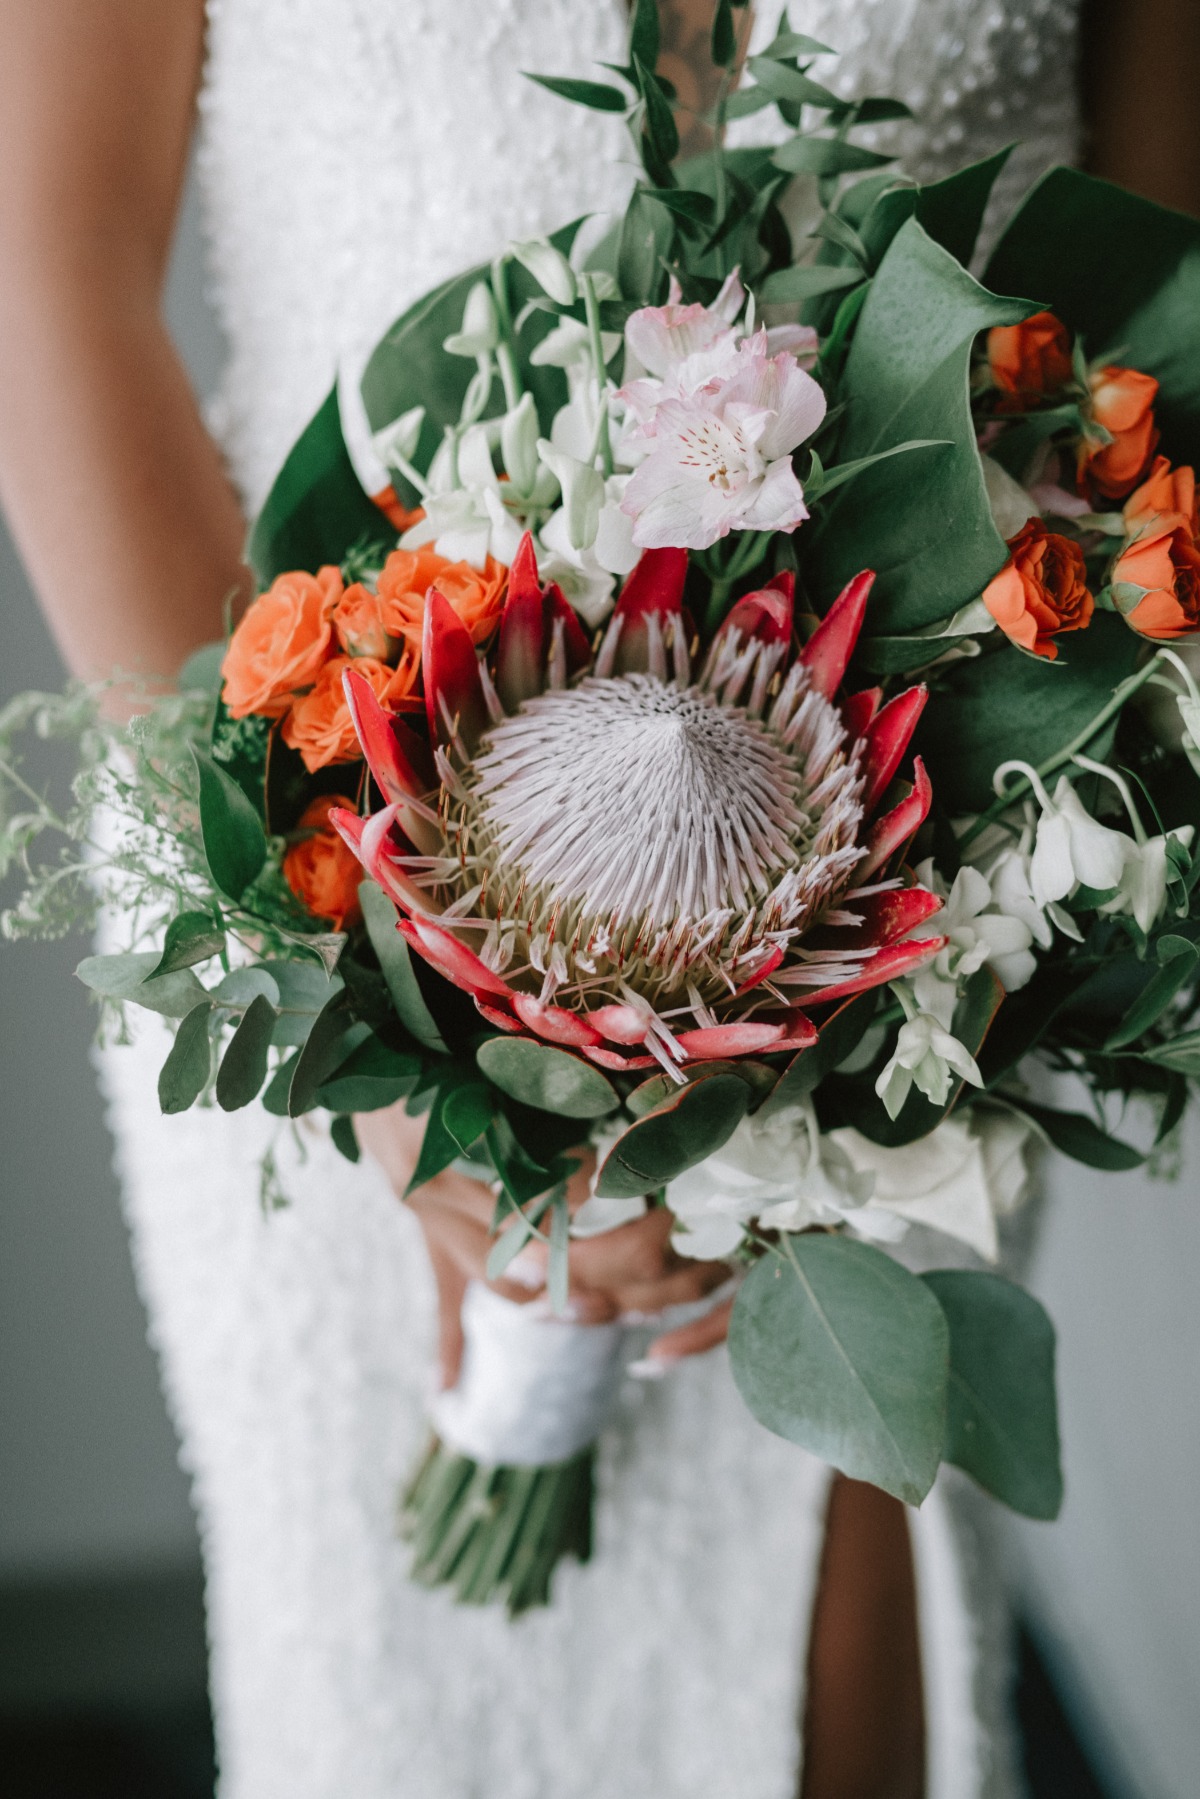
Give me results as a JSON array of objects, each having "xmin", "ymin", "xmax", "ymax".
[
  {"xmin": 247, "ymin": 386, "xmax": 392, "ymax": 587},
  {"xmin": 316, "ymin": 1034, "xmax": 422, "ymax": 1113},
  {"xmin": 158, "ymin": 1002, "xmax": 215, "ymax": 1114},
  {"xmin": 286, "ymin": 993, "xmax": 369, "ymax": 1118},
  {"xmin": 476, "ymin": 1037, "xmax": 618, "ymax": 1120},
  {"xmin": 523, "ymin": 74, "xmax": 628, "ymax": 112},
  {"xmin": 76, "ymin": 951, "xmax": 209, "ymax": 1020},
  {"xmin": 215, "ymin": 994, "xmax": 277, "ymax": 1112},
  {"xmin": 358, "ymin": 881, "xmax": 449, "ymax": 1053},
  {"xmin": 923, "ymin": 1271, "xmax": 1063, "ymax": 1519},
  {"xmin": 729, "ymin": 1235, "xmax": 949, "ymax": 1505},
  {"xmin": 1011, "ymin": 1099, "xmax": 1146, "ymax": 1172},
  {"xmin": 151, "ymin": 911, "xmax": 226, "ymax": 976},
  {"xmin": 594, "ymin": 1069, "xmax": 751, "ymax": 1198}
]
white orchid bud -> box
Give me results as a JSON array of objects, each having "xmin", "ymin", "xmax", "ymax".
[
  {"xmin": 372, "ymin": 405, "xmax": 426, "ymax": 470},
  {"xmin": 1103, "ymin": 826, "xmax": 1195, "ymax": 933},
  {"xmin": 510, "ymin": 238, "xmax": 577, "ymax": 308},
  {"xmin": 501, "ymin": 394, "xmax": 541, "ymax": 497},
  {"xmin": 530, "ymin": 317, "xmax": 623, "ymax": 371},
  {"xmin": 1029, "ymin": 776, "xmax": 1130, "ymax": 905},
  {"xmin": 537, "ymin": 440, "xmax": 604, "ymax": 552},
  {"xmin": 443, "ymin": 281, "xmax": 500, "ymax": 358},
  {"xmin": 875, "ymin": 1010, "xmax": 983, "ymax": 1120}
]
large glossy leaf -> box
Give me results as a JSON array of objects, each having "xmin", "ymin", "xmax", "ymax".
[
  {"xmin": 922, "ymin": 1270, "xmax": 1062, "ymax": 1519},
  {"xmin": 916, "ymin": 615, "xmax": 1142, "ymax": 815},
  {"xmin": 192, "ymin": 749, "xmax": 268, "ymax": 902},
  {"xmin": 358, "ymin": 881, "xmax": 448, "ymax": 1054},
  {"xmin": 247, "ymin": 386, "xmax": 392, "ymax": 586},
  {"xmin": 594, "ymin": 1069, "xmax": 751, "ymax": 1198},
  {"xmin": 859, "ymin": 146, "xmax": 1015, "ymax": 272},
  {"xmin": 729, "ymin": 1235, "xmax": 948, "ymax": 1505},
  {"xmin": 476, "ymin": 1037, "xmax": 618, "ymax": 1120},
  {"xmin": 806, "ymin": 220, "xmax": 1033, "ymax": 634},
  {"xmin": 985, "ymin": 167, "xmax": 1200, "ymax": 467}
]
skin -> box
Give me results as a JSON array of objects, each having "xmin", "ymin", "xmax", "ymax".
[{"xmin": 0, "ymin": 7, "xmax": 1195, "ymax": 1798}]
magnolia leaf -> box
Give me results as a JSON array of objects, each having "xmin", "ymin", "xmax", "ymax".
[
  {"xmin": 359, "ymin": 880, "xmax": 448, "ymax": 1054},
  {"xmin": 158, "ymin": 1003, "xmax": 215, "ymax": 1115},
  {"xmin": 476, "ymin": 1037, "xmax": 619, "ymax": 1120},
  {"xmin": 595, "ymin": 1070, "xmax": 750, "ymax": 1198},
  {"xmin": 215, "ymin": 994, "xmax": 277, "ymax": 1112},
  {"xmin": 923, "ymin": 1271, "xmax": 1062, "ymax": 1519},
  {"xmin": 151, "ymin": 912, "xmax": 225, "ymax": 977},
  {"xmin": 523, "ymin": 74, "xmax": 628, "ymax": 113},
  {"xmin": 76, "ymin": 951, "xmax": 209, "ymax": 1020},
  {"xmin": 247, "ymin": 385, "xmax": 391, "ymax": 587},
  {"xmin": 315, "ymin": 1034, "xmax": 422, "ymax": 1114},
  {"xmin": 729, "ymin": 1235, "xmax": 948, "ymax": 1505},
  {"xmin": 192, "ymin": 748, "xmax": 268, "ymax": 902}
]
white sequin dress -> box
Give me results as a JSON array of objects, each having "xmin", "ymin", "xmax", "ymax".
[{"xmin": 99, "ymin": 4, "xmax": 1081, "ymax": 1795}]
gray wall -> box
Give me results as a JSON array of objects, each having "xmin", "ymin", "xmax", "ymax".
[{"xmin": 0, "ymin": 170, "xmax": 223, "ymax": 1581}]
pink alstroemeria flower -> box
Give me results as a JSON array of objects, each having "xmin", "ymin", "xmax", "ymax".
[{"xmin": 620, "ymin": 334, "xmax": 827, "ymax": 551}]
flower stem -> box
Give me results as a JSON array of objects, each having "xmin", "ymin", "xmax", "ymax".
[
  {"xmin": 583, "ymin": 275, "xmax": 614, "ymax": 478},
  {"xmin": 490, "ymin": 257, "xmax": 523, "ymax": 413}
]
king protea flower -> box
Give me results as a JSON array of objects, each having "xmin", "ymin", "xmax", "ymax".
[{"xmin": 331, "ymin": 534, "xmax": 945, "ymax": 1079}]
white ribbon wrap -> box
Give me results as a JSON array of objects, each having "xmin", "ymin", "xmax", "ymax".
[{"xmin": 430, "ymin": 1282, "xmax": 630, "ymax": 1466}]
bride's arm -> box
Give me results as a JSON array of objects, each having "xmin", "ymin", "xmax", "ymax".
[
  {"xmin": 0, "ymin": 0, "xmax": 248, "ymax": 685},
  {"xmin": 1084, "ymin": 0, "xmax": 1200, "ymax": 215}
]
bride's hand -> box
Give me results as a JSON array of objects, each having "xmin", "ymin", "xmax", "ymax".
[{"xmin": 355, "ymin": 1102, "xmax": 732, "ymax": 1386}]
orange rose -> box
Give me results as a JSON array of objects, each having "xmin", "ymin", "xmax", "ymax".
[
  {"xmin": 1122, "ymin": 455, "xmax": 1198, "ymax": 536},
  {"xmin": 987, "ymin": 310, "xmax": 1074, "ymax": 414},
  {"xmin": 982, "ymin": 519, "xmax": 1094, "ymax": 660},
  {"xmin": 375, "ymin": 546, "xmax": 506, "ymax": 652},
  {"xmin": 1079, "ymin": 365, "xmax": 1159, "ymax": 500},
  {"xmin": 333, "ymin": 581, "xmax": 405, "ymax": 659},
  {"xmin": 282, "ymin": 795, "xmax": 364, "ymax": 929},
  {"xmin": 221, "ymin": 566, "xmax": 342, "ymax": 719},
  {"xmin": 1113, "ymin": 518, "xmax": 1200, "ymax": 641},
  {"xmin": 282, "ymin": 652, "xmax": 419, "ymax": 771}
]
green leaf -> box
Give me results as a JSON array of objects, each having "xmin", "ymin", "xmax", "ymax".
[
  {"xmin": 358, "ymin": 880, "xmax": 448, "ymax": 1054},
  {"xmin": 262, "ymin": 1052, "xmax": 299, "ymax": 1117},
  {"xmin": 634, "ymin": 55, "xmax": 679, "ymax": 167},
  {"xmin": 729, "ymin": 1235, "xmax": 949, "ymax": 1505},
  {"xmin": 711, "ymin": 0, "xmax": 736, "ymax": 68},
  {"xmin": 178, "ymin": 641, "xmax": 226, "ymax": 698},
  {"xmin": 1105, "ymin": 944, "xmax": 1199, "ymax": 1051},
  {"xmin": 642, "ymin": 186, "xmax": 716, "ymax": 226},
  {"xmin": 746, "ymin": 57, "xmax": 840, "ymax": 109},
  {"xmin": 773, "ymin": 137, "xmax": 894, "ymax": 177},
  {"xmin": 759, "ymin": 263, "xmax": 864, "ymax": 304},
  {"xmin": 809, "ymin": 211, "xmax": 870, "ymax": 268},
  {"xmin": 922, "ymin": 1271, "xmax": 1062, "ymax": 1519},
  {"xmin": 259, "ymin": 959, "xmax": 344, "ymax": 1047},
  {"xmin": 158, "ymin": 1003, "xmax": 215, "ymax": 1115},
  {"xmin": 192, "ymin": 748, "xmax": 268, "ymax": 902},
  {"xmin": 595, "ymin": 1070, "xmax": 750, "ymax": 1198},
  {"xmin": 761, "ymin": 993, "xmax": 879, "ymax": 1113},
  {"xmin": 985, "ymin": 166, "xmax": 1200, "ymax": 468},
  {"xmin": 151, "ymin": 911, "xmax": 226, "ymax": 976},
  {"xmin": 476, "ymin": 1037, "xmax": 618, "ymax": 1120},
  {"xmin": 314, "ymin": 1034, "xmax": 421, "ymax": 1114},
  {"xmin": 215, "ymin": 994, "xmax": 277, "ymax": 1112},
  {"xmin": 1014, "ymin": 1099, "xmax": 1145, "ymax": 1172},
  {"xmin": 330, "ymin": 1114, "xmax": 361, "ymax": 1164},
  {"xmin": 407, "ymin": 1080, "xmax": 466, "ymax": 1195},
  {"xmin": 860, "ymin": 146, "xmax": 1015, "ymax": 273},
  {"xmin": 917, "ymin": 615, "xmax": 1142, "ymax": 815},
  {"xmin": 1142, "ymin": 1027, "xmax": 1200, "ymax": 1076},
  {"xmin": 810, "ymin": 438, "xmax": 947, "ymax": 502},
  {"xmin": 442, "ymin": 1080, "xmax": 495, "ymax": 1153},
  {"xmin": 759, "ymin": 30, "xmax": 836, "ymax": 59},
  {"xmin": 287, "ymin": 994, "xmax": 369, "ymax": 1118},
  {"xmin": 247, "ymin": 386, "xmax": 393, "ymax": 586},
  {"xmin": 210, "ymin": 967, "xmax": 281, "ymax": 1009},
  {"xmin": 523, "ymin": 74, "xmax": 628, "ymax": 113},
  {"xmin": 628, "ymin": 0, "xmax": 660, "ymax": 72},
  {"xmin": 75, "ymin": 951, "xmax": 209, "ymax": 1020},
  {"xmin": 618, "ymin": 187, "xmax": 675, "ymax": 304},
  {"xmin": 806, "ymin": 220, "xmax": 1033, "ymax": 634}
]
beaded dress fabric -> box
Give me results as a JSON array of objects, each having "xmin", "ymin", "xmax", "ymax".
[{"xmin": 98, "ymin": 4, "xmax": 1079, "ymax": 1796}]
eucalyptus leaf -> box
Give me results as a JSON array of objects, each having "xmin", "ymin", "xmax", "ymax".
[
  {"xmin": 729, "ymin": 1235, "xmax": 948, "ymax": 1505},
  {"xmin": 260, "ymin": 959, "xmax": 344, "ymax": 1047},
  {"xmin": 158, "ymin": 1003, "xmax": 215, "ymax": 1115},
  {"xmin": 476, "ymin": 1037, "xmax": 618, "ymax": 1120},
  {"xmin": 192, "ymin": 748, "xmax": 268, "ymax": 901},
  {"xmin": 76, "ymin": 951, "xmax": 209, "ymax": 1020},
  {"xmin": 211, "ymin": 967, "xmax": 282, "ymax": 1010},
  {"xmin": 287, "ymin": 995, "xmax": 369, "ymax": 1118},
  {"xmin": 315, "ymin": 1034, "xmax": 422, "ymax": 1114},
  {"xmin": 359, "ymin": 880, "xmax": 448, "ymax": 1054},
  {"xmin": 595, "ymin": 1070, "xmax": 750, "ymax": 1198},
  {"xmin": 215, "ymin": 994, "xmax": 277, "ymax": 1112},
  {"xmin": 151, "ymin": 912, "xmax": 226, "ymax": 977},
  {"xmin": 923, "ymin": 1270, "xmax": 1062, "ymax": 1519}
]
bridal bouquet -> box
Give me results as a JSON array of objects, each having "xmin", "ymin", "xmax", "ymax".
[{"xmin": 7, "ymin": 2, "xmax": 1200, "ymax": 1612}]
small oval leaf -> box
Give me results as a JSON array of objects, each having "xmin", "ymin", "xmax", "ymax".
[
  {"xmin": 476, "ymin": 1037, "xmax": 618, "ymax": 1120},
  {"xmin": 595, "ymin": 1071, "xmax": 750, "ymax": 1198},
  {"xmin": 215, "ymin": 994, "xmax": 277, "ymax": 1112},
  {"xmin": 158, "ymin": 1003, "xmax": 215, "ymax": 1115},
  {"xmin": 192, "ymin": 747, "xmax": 268, "ymax": 901}
]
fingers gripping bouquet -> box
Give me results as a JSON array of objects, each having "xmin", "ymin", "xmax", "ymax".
[{"xmin": 9, "ymin": 4, "xmax": 1200, "ymax": 1611}]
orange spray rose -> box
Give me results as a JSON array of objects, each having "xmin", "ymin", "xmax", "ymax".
[
  {"xmin": 282, "ymin": 795, "xmax": 364, "ymax": 929},
  {"xmin": 982, "ymin": 519, "xmax": 1094, "ymax": 660},
  {"xmin": 1113, "ymin": 523, "xmax": 1200, "ymax": 641},
  {"xmin": 282, "ymin": 652, "xmax": 419, "ymax": 771},
  {"xmin": 987, "ymin": 311, "xmax": 1074, "ymax": 413},
  {"xmin": 332, "ymin": 581, "xmax": 406, "ymax": 659},
  {"xmin": 1122, "ymin": 456, "xmax": 1198, "ymax": 536},
  {"xmin": 221, "ymin": 566, "xmax": 342, "ymax": 718},
  {"xmin": 1079, "ymin": 366, "xmax": 1159, "ymax": 499},
  {"xmin": 375, "ymin": 547, "xmax": 506, "ymax": 652}
]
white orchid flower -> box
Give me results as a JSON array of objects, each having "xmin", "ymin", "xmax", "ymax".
[
  {"xmin": 875, "ymin": 1003, "xmax": 984, "ymax": 1120},
  {"xmin": 529, "ymin": 316, "xmax": 621, "ymax": 372},
  {"xmin": 372, "ymin": 404, "xmax": 426, "ymax": 474},
  {"xmin": 443, "ymin": 280, "xmax": 500, "ymax": 358},
  {"xmin": 996, "ymin": 761, "xmax": 1131, "ymax": 906},
  {"xmin": 508, "ymin": 237, "xmax": 577, "ymax": 308},
  {"xmin": 912, "ymin": 861, "xmax": 1037, "ymax": 1022},
  {"xmin": 536, "ymin": 439, "xmax": 605, "ymax": 551},
  {"xmin": 500, "ymin": 394, "xmax": 542, "ymax": 499}
]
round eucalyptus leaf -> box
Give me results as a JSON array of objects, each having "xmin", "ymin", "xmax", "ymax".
[
  {"xmin": 476, "ymin": 1037, "xmax": 618, "ymax": 1120},
  {"xmin": 158, "ymin": 1003, "xmax": 215, "ymax": 1116},
  {"xmin": 215, "ymin": 994, "xmax": 277, "ymax": 1113},
  {"xmin": 595, "ymin": 1071, "xmax": 751, "ymax": 1199}
]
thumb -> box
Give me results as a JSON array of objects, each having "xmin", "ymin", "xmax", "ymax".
[{"xmin": 427, "ymin": 1237, "xmax": 469, "ymax": 1390}]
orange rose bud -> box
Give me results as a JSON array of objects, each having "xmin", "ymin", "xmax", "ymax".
[
  {"xmin": 282, "ymin": 795, "xmax": 364, "ymax": 930},
  {"xmin": 987, "ymin": 310, "xmax": 1074, "ymax": 413},
  {"xmin": 282, "ymin": 652, "xmax": 419, "ymax": 772},
  {"xmin": 375, "ymin": 546, "xmax": 506, "ymax": 652},
  {"xmin": 333, "ymin": 581, "xmax": 404, "ymax": 659},
  {"xmin": 220, "ymin": 566, "xmax": 342, "ymax": 719},
  {"xmin": 1112, "ymin": 519, "xmax": 1200, "ymax": 641},
  {"xmin": 982, "ymin": 519, "xmax": 1094, "ymax": 660},
  {"xmin": 1122, "ymin": 455, "xmax": 1198, "ymax": 537},
  {"xmin": 1080, "ymin": 365, "xmax": 1159, "ymax": 500}
]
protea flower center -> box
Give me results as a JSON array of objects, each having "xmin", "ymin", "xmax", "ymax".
[{"xmin": 442, "ymin": 661, "xmax": 866, "ymax": 1006}]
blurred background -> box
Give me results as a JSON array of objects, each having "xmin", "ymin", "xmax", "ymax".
[{"xmin": 1, "ymin": 166, "xmax": 1196, "ymax": 1799}]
